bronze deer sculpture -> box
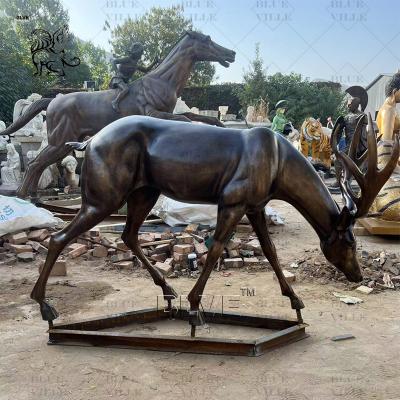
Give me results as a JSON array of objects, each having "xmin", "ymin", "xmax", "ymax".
[
  {"xmin": 2, "ymin": 31, "xmax": 235, "ymax": 198},
  {"xmin": 31, "ymin": 113, "xmax": 399, "ymax": 334}
]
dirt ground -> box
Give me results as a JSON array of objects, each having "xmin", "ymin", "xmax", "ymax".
[{"xmin": 0, "ymin": 198, "xmax": 399, "ymax": 400}]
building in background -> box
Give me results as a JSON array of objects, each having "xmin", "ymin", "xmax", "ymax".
[{"xmin": 365, "ymin": 73, "xmax": 400, "ymax": 118}]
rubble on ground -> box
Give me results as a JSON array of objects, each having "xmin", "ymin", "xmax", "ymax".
[
  {"xmin": 2, "ymin": 221, "xmax": 397, "ymax": 292},
  {"xmin": 290, "ymin": 248, "xmax": 400, "ymax": 291}
]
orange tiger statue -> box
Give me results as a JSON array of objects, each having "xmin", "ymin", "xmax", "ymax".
[{"xmin": 300, "ymin": 117, "xmax": 332, "ymax": 168}]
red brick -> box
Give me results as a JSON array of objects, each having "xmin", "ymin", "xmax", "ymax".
[
  {"xmin": 110, "ymin": 251, "xmax": 133, "ymax": 263},
  {"xmin": 8, "ymin": 244, "xmax": 32, "ymax": 254},
  {"xmin": 67, "ymin": 244, "xmax": 88, "ymax": 259},
  {"xmin": 27, "ymin": 229, "xmax": 49, "ymax": 242},
  {"xmin": 173, "ymin": 244, "xmax": 194, "ymax": 255},
  {"xmin": 9, "ymin": 232, "xmax": 28, "ymax": 245},
  {"xmin": 194, "ymin": 241, "xmax": 208, "ymax": 255},
  {"xmin": 113, "ymin": 260, "xmax": 134, "ymax": 269},
  {"xmin": 155, "ymin": 261, "xmax": 173, "ymax": 276},
  {"xmin": 185, "ymin": 224, "xmax": 199, "ymax": 233},
  {"xmin": 176, "ymin": 234, "xmax": 194, "ymax": 245},
  {"xmin": 115, "ymin": 240, "xmax": 129, "ymax": 251},
  {"xmin": 161, "ymin": 231, "xmax": 174, "ymax": 240},
  {"xmin": 92, "ymin": 245, "xmax": 108, "ymax": 258},
  {"xmin": 150, "ymin": 253, "xmax": 168, "ymax": 262}
]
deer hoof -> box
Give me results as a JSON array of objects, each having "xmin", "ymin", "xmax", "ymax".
[
  {"xmin": 40, "ymin": 301, "xmax": 59, "ymax": 321},
  {"xmin": 290, "ymin": 296, "xmax": 305, "ymax": 310},
  {"xmin": 163, "ymin": 284, "xmax": 178, "ymax": 301},
  {"xmin": 188, "ymin": 310, "xmax": 202, "ymax": 326}
]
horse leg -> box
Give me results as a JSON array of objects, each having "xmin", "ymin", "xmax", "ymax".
[
  {"xmin": 122, "ymin": 188, "xmax": 178, "ymax": 305},
  {"xmin": 31, "ymin": 204, "xmax": 112, "ymax": 322},
  {"xmin": 246, "ymin": 210, "xmax": 304, "ymax": 318},
  {"xmin": 17, "ymin": 144, "xmax": 70, "ymax": 198},
  {"xmin": 180, "ymin": 112, "xmax": 225, "ymax": 127},
  {"xmin": 187, "ymin": 204, "xmax": 245, "ymax": 329},
  {"xmin": 146, "ymin": 109, "xmax": 192, "ymax": 123}
]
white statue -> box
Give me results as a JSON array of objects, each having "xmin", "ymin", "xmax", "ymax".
[
  {"xmin": 173, "ymin": 97, "xmax": 191, "ymax": 114},
  {"xmin": 246, "ymin": 106, "xmax": 255, "ymax": 122},
  {"xmin": 13, "ymin": 93, "xmax": 45, "ymax": 137},
  {"xmin": 26, "ymin": 122, "xmax": 57, "ymax": 189},
  {"xmin": 1, "ymin": 143, "xmax": 21, "ymax": 185},
  {"xmin": 0, "ymin": 121, "xmax": 9, "ymax": 151},
  {"xmin": 219, "ymin": 105, "xmax": 229, "ymax": 121},
  {"xmin": 61, "ymin": 155, "xmax": 79, "ymax": 192}
]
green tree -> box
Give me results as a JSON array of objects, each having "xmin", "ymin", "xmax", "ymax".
[
  {"xmin": 0, "ymin": 0, "xmax": 112, "ymax": 123},
  {"xmin": 237, "ymin": 43, "xmax": 268, "ymax": 109},
  {"xmin": 110, "ymin": 5, "xmax": 215, "ymax": 86},
  {"xmin": 78, "ymin": 40, "xmax": 112, "ymax": 90},
  {"xmin": 237, "ymin": 45, "xmax": 345, "ymax": 127},
  {"xmin": 0, "ymin": 13, "xmax": 34, "ymax": 124},
  {"xmin": 264, "ymin": 73, "xmax": 345, "ymax": 127}
]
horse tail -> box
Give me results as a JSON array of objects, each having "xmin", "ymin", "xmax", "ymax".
[
  {"xmin": 66, "ymin": 139, "xmax": 90, "ymax": 151},
  {"xmin": 2, "ymin": 98, "xmax": 52, "ymax": 136}
]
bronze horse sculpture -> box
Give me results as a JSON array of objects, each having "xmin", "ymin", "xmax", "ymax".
[
  {"xmin": 2, "ymin": 31, "xmax": 235, "ymax": 198},
  {"xmin": 31, "ymin": 113, "xmax": 399, "ymax": 334}
]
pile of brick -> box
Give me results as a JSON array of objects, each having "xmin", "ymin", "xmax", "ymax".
[
  {"xmin": 0, "ymin": 229, "xmax": 50, "ymax": 264},
  {"xmin": 0, "ymin": 221, "xmax": 270, "ymax": 278}
]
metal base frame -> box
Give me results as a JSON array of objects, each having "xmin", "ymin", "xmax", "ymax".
[{"xmin": 48, "ymin": 308, "xmax": 308, "ymax": 356}]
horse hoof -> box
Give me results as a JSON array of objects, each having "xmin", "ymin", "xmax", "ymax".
[{"xmin": 40, "ymin": 301, "xmax": 59, "ymax": 321}]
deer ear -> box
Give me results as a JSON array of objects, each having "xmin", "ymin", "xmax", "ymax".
[{"xmin": 336, "ymin": 206, "xmax": 354, "ymax": 231}]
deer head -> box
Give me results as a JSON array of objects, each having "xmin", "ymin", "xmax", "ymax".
[{"xmin": 320, "ymin": 113, "xmax": 399, "ymax": 282}]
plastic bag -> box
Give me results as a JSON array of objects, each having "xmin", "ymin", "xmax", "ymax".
[
  {"xmin": 152, "ymin": 195, "xmax": 284, "ymax": 227},
  {"xmin": 0, "ymin": 195, "xmax": 63, "ymax": 236}
]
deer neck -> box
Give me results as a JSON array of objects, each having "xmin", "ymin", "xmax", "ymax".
[{"xmin": 275, "ymin": 153, "xmax": 340, "ymax": 240}]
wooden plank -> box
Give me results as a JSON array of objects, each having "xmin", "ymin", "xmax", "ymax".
[{"xmin": 359, "ymin": 218, "xmax": 400, "ymax": 235}]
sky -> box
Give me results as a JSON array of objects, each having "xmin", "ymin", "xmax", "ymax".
[{"xmin": 61, "ymin": 0, "xmax": 400, "ymax": 86}]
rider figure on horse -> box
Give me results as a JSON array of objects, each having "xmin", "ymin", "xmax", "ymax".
[{"xmin": 109, "ymin": 42, "xmax": 159, "ymax": 112}]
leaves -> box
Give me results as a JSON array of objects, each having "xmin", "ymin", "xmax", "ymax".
[
  {"xmin": 0, "ymin": 0, "xmax": 112, "ymax": 123},
  {"xmin": 237, "ymin": 46, "xmax": 346, "ymax": 127},
  {"xmin": 110, "ymin": 5, "xmax": 215, "ymax": 86}
]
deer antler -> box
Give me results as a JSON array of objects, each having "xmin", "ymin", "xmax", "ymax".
[{"xmin": 331, "ymin": 113, "xmax": 399, "ymax": 218}]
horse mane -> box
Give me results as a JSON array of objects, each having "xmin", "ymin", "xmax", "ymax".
[{"xmin": 156, "ymin": 31, "xmax": 189, "ymax": 66}]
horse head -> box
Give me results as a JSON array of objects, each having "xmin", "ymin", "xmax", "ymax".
[{"xmin": 184, "ymin": 31, "xmax": 235, "ymax": 67}]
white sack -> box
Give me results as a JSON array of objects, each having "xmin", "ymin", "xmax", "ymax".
[
  {"xmin": 0, "ymin": 196, "xmax": 62, "ymax": 236},
  {"xmin": 152, "ymin": 195, "xmax": 284, "ymax": 227}
]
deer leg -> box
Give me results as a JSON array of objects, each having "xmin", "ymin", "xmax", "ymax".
[
  {"xmin": 247, "ymin": 210, "xmax": 305, "ymax": 313},
  {"xmin": 31, "ymin": 205, "xmax": 112, "ymax": 322},
  {"xmin": 17, "ymin": 144, "xmax": 70, "ymax": 199},
  {"xmin": 187, "ymin": 204, "xmax": 246, "ymax": 329},
  {"xmin": 122, "ymin": 188, "xmax": 178, "ymax": 305}
]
